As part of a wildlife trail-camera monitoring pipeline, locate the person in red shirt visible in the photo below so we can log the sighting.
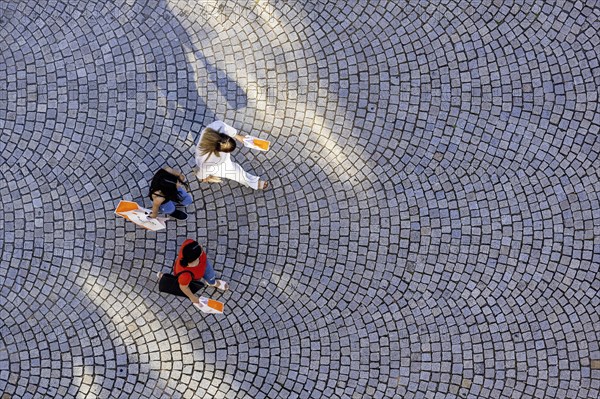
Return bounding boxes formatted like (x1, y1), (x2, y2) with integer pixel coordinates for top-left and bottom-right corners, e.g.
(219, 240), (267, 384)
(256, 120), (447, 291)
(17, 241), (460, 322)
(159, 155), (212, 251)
(160, 239), (229, 304)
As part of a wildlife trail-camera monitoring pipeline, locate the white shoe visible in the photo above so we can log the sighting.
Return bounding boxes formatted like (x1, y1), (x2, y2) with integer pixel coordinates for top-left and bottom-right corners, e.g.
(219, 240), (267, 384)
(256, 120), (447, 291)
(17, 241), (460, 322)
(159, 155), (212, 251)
(207, 279), (229, 291)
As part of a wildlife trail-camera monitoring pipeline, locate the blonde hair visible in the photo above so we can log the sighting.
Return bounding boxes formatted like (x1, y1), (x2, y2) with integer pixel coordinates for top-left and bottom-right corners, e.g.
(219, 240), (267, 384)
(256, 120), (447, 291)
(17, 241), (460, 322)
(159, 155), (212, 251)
(198, 128), (237, 159)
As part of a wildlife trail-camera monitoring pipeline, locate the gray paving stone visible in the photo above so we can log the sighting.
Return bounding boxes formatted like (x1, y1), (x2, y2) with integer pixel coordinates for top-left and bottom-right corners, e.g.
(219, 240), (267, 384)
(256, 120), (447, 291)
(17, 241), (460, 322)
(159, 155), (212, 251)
(1, 0), (600, 398)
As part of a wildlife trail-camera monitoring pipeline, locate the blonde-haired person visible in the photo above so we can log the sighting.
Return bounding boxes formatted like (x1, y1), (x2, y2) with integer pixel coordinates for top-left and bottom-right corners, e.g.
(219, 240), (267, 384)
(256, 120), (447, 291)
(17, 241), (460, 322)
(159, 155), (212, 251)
(195, 121), (268, 190)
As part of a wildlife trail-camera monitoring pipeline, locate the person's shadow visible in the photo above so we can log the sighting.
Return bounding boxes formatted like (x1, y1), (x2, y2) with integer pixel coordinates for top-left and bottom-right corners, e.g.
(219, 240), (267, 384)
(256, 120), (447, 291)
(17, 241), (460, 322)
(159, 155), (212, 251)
(102, 0), (248, 147)
(96, 0), (250, 201)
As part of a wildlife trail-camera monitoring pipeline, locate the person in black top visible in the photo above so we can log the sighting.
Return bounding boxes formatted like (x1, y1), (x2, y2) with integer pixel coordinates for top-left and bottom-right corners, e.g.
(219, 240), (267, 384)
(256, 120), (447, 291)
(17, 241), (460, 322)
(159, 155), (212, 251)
(149, 167), (192, 220)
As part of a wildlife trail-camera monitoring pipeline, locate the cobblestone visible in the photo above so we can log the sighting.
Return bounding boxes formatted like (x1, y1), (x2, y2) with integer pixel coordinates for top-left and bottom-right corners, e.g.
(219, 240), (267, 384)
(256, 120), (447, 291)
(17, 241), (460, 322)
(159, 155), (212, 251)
(1, 0), (600, 398)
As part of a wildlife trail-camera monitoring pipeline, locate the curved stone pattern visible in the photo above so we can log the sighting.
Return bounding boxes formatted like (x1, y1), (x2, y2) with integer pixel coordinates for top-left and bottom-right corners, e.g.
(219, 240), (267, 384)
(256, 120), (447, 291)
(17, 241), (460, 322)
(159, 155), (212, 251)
(1, 0), (599, 398)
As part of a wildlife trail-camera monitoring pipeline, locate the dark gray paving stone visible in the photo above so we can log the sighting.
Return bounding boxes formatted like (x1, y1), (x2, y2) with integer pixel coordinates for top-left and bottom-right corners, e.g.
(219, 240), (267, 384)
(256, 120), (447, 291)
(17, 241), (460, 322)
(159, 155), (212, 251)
(1, 0), (600, 398)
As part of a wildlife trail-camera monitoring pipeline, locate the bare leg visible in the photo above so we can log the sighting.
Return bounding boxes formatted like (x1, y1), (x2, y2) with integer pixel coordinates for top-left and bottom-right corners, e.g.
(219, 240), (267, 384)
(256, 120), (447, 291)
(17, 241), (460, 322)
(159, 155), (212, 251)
(200, 175), (222, 183)
(258, 180), (269, 190)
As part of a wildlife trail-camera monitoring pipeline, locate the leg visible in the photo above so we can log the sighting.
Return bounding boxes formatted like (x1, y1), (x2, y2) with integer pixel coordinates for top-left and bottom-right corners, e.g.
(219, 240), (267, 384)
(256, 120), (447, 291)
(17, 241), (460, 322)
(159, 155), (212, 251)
(258, 180), (269, 190)
(202, 259), (217, 285)
(159, 201), (176, 215)
(195, 164), (221, 183)
(203, 175), (222, 183)
(176, 187), (193, 206)
(203, 259), (228, 290)
(223, 161), (260, 190)
(195, 166), (222, 183)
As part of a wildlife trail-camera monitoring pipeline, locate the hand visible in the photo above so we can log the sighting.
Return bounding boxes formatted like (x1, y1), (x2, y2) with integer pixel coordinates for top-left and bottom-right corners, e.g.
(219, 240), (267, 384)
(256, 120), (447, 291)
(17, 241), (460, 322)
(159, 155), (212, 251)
(191, 296), (200, 305)
(149, 212), (158, 219)
(235, 134), (245, 143)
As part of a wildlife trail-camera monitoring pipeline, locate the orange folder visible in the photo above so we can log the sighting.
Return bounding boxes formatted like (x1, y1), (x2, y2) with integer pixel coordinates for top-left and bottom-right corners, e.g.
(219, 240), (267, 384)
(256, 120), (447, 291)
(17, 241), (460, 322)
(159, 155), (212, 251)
(243, 135), (271, 151)
(115, 200), (167, 231)
(194, 297), (225, 314)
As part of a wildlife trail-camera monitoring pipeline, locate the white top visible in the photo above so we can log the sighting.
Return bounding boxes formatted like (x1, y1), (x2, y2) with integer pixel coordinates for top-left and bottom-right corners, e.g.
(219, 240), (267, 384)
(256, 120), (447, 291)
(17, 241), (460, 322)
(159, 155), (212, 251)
(194, 120), (260, 189)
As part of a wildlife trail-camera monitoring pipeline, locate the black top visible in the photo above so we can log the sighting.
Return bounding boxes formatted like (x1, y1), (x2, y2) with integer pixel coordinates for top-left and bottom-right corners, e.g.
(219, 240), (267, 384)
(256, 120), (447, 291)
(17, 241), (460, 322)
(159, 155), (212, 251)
(148, 169), (181, 202)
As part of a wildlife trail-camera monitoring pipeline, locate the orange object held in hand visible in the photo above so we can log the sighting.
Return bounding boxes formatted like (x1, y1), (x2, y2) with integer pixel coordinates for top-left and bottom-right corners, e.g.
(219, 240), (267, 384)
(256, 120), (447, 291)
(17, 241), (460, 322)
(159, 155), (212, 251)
(207, 299), (224, 313)
(115, 200), (167, 231)
(243, 135), (271, 152)
(253, 138), (270, 151)
(115, 200), (140, 215)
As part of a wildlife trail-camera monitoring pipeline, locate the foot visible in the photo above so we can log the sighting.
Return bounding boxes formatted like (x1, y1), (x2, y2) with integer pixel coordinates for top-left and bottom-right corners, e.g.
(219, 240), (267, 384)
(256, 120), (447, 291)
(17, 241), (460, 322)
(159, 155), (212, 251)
(168, 210), (188, 220)
(258, 180), (269, 190)
(207, 279), (229, 291)
(202, 175), (222, 183)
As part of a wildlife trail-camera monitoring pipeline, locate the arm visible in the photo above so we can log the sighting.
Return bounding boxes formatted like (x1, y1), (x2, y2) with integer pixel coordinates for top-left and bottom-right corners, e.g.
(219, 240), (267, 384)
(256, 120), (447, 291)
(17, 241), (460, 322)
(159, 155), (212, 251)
(163, 166), (185, 182)
(180, 284), (199, 304)
(207, 120), (238, 139)
(234, 134), (245, 143)
(149, 195), (163, 218)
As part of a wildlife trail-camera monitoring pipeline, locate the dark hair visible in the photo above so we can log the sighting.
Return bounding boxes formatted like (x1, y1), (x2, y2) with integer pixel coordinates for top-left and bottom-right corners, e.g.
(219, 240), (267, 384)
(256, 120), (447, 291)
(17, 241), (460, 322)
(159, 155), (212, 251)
(218, 134), (237, 153)
(180, 241), (203, 266)
(148, 169), (186, 202)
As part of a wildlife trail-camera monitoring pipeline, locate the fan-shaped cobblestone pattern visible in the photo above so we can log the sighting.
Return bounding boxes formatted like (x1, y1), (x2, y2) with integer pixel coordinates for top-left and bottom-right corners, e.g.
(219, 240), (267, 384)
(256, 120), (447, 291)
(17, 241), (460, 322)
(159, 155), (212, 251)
(1, 0), (599, 398)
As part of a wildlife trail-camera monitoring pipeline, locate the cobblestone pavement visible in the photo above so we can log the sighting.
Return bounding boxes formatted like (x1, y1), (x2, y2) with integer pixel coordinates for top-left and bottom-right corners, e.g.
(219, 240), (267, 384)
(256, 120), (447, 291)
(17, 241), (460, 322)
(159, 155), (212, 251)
(1, 0), (600, 398)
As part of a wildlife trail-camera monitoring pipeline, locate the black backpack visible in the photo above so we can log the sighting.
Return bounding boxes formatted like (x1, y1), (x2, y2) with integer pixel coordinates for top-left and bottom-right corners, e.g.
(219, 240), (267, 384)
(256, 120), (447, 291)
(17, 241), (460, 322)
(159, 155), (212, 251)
(158, 270), (205, 297)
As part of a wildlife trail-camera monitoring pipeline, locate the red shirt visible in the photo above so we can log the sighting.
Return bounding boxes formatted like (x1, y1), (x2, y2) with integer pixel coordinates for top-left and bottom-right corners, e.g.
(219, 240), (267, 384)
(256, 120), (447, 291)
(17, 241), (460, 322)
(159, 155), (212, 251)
(174, 239), (207, 285)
